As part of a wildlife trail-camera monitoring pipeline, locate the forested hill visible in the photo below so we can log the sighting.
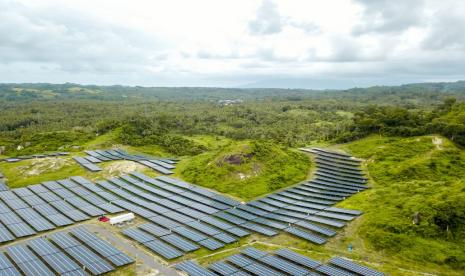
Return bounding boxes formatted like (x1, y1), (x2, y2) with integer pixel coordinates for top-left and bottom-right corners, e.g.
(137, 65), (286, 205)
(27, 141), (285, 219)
(2, 81), (465, 159)
(1, 81), (465, 103)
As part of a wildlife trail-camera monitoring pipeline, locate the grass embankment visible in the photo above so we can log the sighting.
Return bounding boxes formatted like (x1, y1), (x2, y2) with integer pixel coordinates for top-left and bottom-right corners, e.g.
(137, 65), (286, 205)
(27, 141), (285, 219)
(332, 135), (465, 275)
(176, 140), (311, 201)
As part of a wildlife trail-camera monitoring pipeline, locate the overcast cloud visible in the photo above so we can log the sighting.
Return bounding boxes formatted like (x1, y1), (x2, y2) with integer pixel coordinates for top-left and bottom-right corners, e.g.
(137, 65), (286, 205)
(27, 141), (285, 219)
(0, 0), (464, 89)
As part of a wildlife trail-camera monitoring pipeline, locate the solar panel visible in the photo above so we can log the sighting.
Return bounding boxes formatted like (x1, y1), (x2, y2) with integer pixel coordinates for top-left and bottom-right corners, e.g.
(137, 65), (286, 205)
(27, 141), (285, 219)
(139, 160), (173, 174)
(241, 247), (268, 259)
(122, 228), (155, 243)
(274, 248), (322, 269)
(315, 264), (356, 276)
(71, 228), (134, 267)
(315, 211), (356, 221)
(284, 227), (326, 244)
(28, 238), (61, 256)
(294, 220), (336, 237)
(50, 232), (81, 249)
(150, 160), (176, 169)
(329, 257), (385, 276)
(212, 232), (236, 244)
(175, 260), (217, 276)
(70, 227), (98, 242)
(198, 238), (224, 250)
(227, 254), (254, 267)
(272, 209), (308, 219)
(247, 201), (279, 212)
(28, 184), (49, 194)
(7, 222), (36, 237)
(263, 213), (298, 223)
(0, 225), (15, 242)
(144, 239), (183, 259)
(225, 227), (250, 237)
(148, 215), (181, 229)
(242, 261), (285, 276)
(305, 215), (346, 228)
(6, 244), (37, 263)
(163, 211), (196, 224)
(0, 253), (21, 276)
(186, 221), (221, 236)
(46, 213), (74, 226)
(3, 199), (29, 210)
(138, 223), (171, 237)
(65, 245), (114, 275)
(208, 261), (239, 275)
(199, 216), (234, 230)
(171, 226), (207, 242)
(0, 212), (22, 224)
(37, 191), (61, 202)
(252, 217), (289, 230)
(240, 223), (277, 236)
(260, 255), (310, 276)
(237, 204), (269, 216)
(20, 195), (46, 206)
(280, 204), (319, 214)
(160, 234), (200, 252)
(106, 253), (134, 267)
(16, 259), (55, 276)
(42, 252), (86, 275)
(214, 212), (247, 225)
(225, 208), (258, 220)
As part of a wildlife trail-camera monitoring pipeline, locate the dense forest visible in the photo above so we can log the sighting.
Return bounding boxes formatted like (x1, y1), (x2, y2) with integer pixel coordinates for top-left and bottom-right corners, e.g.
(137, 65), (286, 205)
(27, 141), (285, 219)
(1, 82), (465, 156)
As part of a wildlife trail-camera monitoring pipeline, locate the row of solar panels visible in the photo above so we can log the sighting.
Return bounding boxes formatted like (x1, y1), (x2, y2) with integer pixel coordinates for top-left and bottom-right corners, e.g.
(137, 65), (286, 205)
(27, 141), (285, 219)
(1, 226), (133, 276)
(0, 177), (126, 243)
(73, 149), (177, 174)
(112, 173), (358, 259)
(191, 149), (370, 245)
(0, 152), (69, 163)
(175, 246), (384, 276)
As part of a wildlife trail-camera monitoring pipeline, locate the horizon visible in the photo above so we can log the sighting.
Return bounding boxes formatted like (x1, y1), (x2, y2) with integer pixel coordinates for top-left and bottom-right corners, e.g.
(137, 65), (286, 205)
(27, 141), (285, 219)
(2, 0), (465, 89)
(1, 79), (465, 91)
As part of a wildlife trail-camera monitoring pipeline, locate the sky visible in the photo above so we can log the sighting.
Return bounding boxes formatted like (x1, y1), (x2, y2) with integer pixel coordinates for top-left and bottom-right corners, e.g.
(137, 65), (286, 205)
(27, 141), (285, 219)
(1, 0), (465, 89)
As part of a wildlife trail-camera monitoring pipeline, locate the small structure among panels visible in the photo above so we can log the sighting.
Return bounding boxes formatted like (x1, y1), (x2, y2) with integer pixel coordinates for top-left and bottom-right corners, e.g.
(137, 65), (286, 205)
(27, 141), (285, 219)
(174, 246), (385, 276)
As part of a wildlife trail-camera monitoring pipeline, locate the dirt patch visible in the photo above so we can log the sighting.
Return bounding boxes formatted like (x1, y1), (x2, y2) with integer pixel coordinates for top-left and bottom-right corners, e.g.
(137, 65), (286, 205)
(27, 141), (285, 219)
(19, 157), (72, 176)
(432, 136), (443, 150)
(103, 161), (146, 176)
(218, 153), (254, 166)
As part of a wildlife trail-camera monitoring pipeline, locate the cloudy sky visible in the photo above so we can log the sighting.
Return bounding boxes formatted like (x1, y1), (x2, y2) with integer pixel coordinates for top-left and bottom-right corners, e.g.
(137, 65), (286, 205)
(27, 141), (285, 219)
(1, 0), (465, 89)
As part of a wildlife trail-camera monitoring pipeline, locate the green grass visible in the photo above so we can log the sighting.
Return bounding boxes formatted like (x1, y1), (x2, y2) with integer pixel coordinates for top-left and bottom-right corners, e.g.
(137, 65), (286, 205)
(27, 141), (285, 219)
(176, 140), (311, 201)
(331, 135), (465, 274)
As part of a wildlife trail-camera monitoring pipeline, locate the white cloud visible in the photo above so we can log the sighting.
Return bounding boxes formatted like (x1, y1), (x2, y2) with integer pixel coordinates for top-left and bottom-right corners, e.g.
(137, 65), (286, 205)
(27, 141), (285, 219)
(0, 0), (464, 88)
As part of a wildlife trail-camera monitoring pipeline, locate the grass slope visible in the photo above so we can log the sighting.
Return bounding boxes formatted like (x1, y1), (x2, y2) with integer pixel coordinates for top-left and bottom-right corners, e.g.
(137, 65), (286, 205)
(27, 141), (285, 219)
(176, 140), (311, 201)
(335, 135), (465, 273)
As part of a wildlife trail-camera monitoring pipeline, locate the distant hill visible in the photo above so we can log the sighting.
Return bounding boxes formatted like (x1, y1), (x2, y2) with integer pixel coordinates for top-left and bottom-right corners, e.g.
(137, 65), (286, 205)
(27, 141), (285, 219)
(1, 81), (465, 103)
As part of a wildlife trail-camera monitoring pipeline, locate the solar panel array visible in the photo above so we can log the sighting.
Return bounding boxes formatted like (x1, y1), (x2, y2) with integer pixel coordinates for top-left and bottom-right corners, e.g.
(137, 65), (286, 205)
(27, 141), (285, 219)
(174, 246), (385, 276)
(74, 149), (177, 174)
(185, 148), (367, 245)
(0, 152), (69, 163)
(0, 176), (129, 244)
(1, 227), (133, 276)
(114, 150), (366, 258)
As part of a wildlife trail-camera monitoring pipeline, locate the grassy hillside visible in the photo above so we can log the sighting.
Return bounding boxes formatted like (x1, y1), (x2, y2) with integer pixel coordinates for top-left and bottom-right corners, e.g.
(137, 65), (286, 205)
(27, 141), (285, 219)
(176, 140), (311, 201)
(335, 135), (465, 272)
